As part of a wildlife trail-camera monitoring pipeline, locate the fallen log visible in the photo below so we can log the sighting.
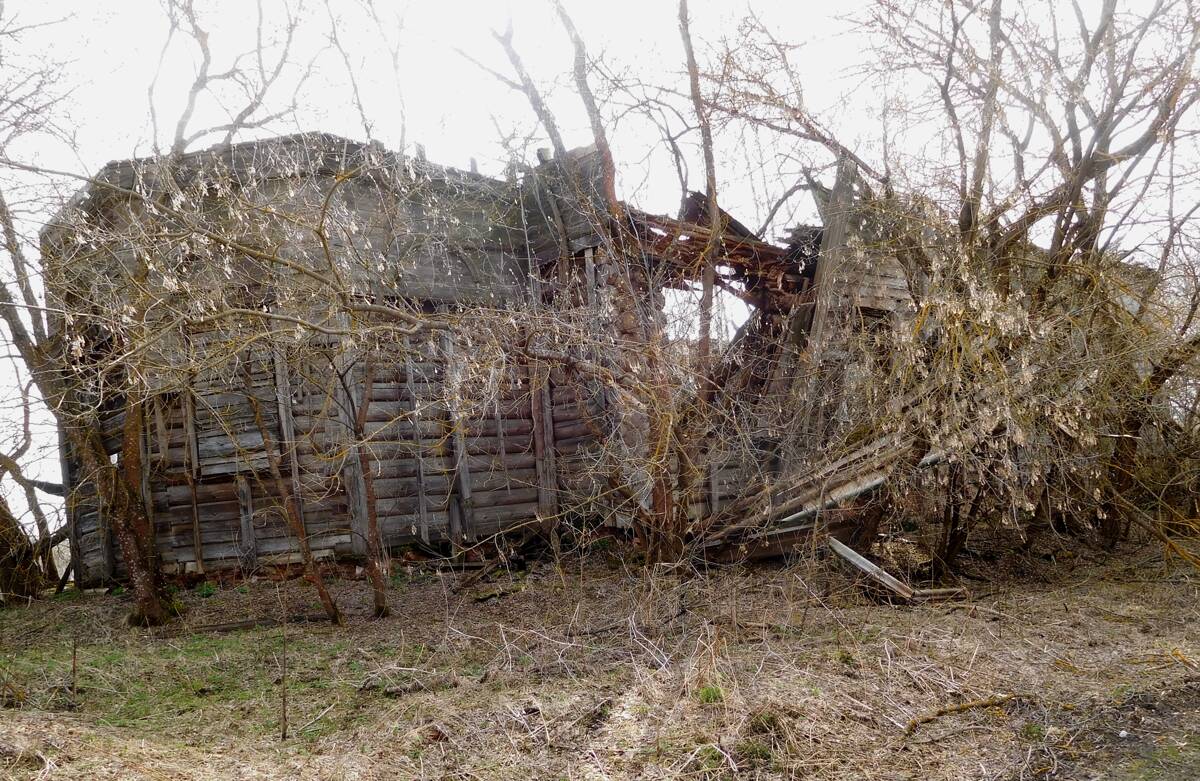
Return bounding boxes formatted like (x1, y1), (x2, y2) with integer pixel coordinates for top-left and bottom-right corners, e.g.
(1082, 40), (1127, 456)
(910, 586), (969, 601)
(827, 537), (969, 602)
(454, 527), (539, 592)
(193, 613), (330, 634)
(828, 536), (914, 600)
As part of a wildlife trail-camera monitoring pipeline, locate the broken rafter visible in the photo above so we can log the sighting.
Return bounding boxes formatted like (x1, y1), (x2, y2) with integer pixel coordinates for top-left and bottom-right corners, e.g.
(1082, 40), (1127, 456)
(625, 208), (791, 274)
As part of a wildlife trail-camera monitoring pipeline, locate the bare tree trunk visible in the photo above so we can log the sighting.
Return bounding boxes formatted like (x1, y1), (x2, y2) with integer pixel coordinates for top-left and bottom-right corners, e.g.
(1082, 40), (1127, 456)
(648, 376), (678, 563)
(677, 0), (722, 552)
(553, 1), (619, 218)
(1101, 334), (1200, 545)
(358, 442), (389, 617)
(70, 417), (167, 625)
(931, 465), (982, 578)
(0, 452), (59, 581)
(0, 180), (166, 621)
(0, 316), (166, 621)
(247, 390), (342, 625)
(353, 358), (389, 618)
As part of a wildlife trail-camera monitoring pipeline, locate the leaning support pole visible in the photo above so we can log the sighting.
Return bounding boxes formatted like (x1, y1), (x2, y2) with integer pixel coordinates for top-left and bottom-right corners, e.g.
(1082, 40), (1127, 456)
(828, 536), (914, 600)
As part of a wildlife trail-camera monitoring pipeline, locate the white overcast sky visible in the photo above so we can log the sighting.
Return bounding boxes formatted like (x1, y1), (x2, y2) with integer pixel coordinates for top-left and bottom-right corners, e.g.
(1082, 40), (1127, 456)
(16, 0), (871, 222)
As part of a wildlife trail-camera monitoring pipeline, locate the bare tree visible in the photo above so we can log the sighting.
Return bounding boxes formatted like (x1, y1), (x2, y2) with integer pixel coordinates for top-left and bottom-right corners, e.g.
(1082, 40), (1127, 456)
(702, 0), (1200, 563)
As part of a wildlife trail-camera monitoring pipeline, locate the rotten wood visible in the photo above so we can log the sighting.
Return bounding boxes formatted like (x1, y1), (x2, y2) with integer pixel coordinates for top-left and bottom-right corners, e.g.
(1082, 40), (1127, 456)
(235, 474), (256, 570)
(904, 694), (1016, 736)
(808, 154), (858, 351)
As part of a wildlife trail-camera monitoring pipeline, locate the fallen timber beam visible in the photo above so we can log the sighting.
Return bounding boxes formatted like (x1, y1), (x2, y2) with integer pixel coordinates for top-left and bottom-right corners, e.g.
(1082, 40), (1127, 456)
(829, 536), (969, 602)
(774, 447), (948, 529)
(193, 612), (330, 634)
(622, 208), (801, 286)
(828, 536), (913, 600)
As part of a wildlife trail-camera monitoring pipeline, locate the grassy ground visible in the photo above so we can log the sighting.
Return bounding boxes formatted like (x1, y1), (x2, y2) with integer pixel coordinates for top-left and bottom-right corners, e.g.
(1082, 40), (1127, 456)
(1, 539), (1197, 780)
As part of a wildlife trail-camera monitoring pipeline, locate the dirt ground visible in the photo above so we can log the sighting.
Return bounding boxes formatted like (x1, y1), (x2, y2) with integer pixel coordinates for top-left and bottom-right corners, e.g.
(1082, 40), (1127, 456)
(1, 539), (1198, 780)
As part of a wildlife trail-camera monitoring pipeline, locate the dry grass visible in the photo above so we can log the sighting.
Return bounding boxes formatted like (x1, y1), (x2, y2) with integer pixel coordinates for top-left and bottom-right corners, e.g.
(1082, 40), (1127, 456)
(1, 539), (1198, 780)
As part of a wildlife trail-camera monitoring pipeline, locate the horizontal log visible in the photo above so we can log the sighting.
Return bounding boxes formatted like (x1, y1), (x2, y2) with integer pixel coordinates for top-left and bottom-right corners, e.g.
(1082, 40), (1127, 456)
(196, 431), (267, 459)
(554, 435), (597, 456)
(466, 452), (536, 472)
(376, 495), (442, 518)
(463, 417), (533, 437)
(163, 481), (240, 507)
(552, 401), (602, 421)
(469, 467), (539, 492)
(290, 417), (446, 442)
(471, 486), (539, 509)
(163, 500), (239, 525)
(193, 389), (274, 410)
(379, 510), (451, 538)
(357, 454), (453, 477)
(372, 474), (452, 500)
(470, 501), (539, 528)
(550, 387), (579, 405)
(199, 456), (272, 477)
(294, 384), (445, 411)
(365, 419), (449, 440)
(463, 434), (532, 456)
(294, 503), (351, 528)
(552, 420), (595, 441)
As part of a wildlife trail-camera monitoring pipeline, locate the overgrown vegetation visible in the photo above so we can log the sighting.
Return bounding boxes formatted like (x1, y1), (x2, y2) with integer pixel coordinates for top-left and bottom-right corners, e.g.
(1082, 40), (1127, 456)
(1, 548), (1197, 779)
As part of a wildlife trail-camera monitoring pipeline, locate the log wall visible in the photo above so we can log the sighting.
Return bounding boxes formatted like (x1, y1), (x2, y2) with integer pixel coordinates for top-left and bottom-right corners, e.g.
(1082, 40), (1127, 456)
(69, 333), (572, 584)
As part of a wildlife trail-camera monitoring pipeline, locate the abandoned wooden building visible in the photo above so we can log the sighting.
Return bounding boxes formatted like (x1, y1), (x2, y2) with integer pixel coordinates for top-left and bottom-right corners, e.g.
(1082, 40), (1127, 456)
(43, 133), (917, 586)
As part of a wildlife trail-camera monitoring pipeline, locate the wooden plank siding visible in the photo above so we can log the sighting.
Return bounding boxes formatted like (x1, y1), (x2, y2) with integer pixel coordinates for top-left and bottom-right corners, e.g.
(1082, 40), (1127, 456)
(69, 334), (561, 582)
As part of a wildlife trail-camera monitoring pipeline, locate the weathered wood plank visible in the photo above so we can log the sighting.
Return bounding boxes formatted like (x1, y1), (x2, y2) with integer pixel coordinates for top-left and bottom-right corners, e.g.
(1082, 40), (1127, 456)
(528, 359), (558, 524)
(139, 403), (158, 562)
(183, 387), (205, 574)
(404, 337), (431, 543)
(97, 495), (115, 582)
(552, 420), (593, 441)
(55, 424), (84, 587)
(272, 346), (309, 551)
(441, 334), (473, 543)
(828, 536), (914, 599)
(331, 353), (370, 558)
(808, 154), (857, 349)
(236, 474), (256, 570)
